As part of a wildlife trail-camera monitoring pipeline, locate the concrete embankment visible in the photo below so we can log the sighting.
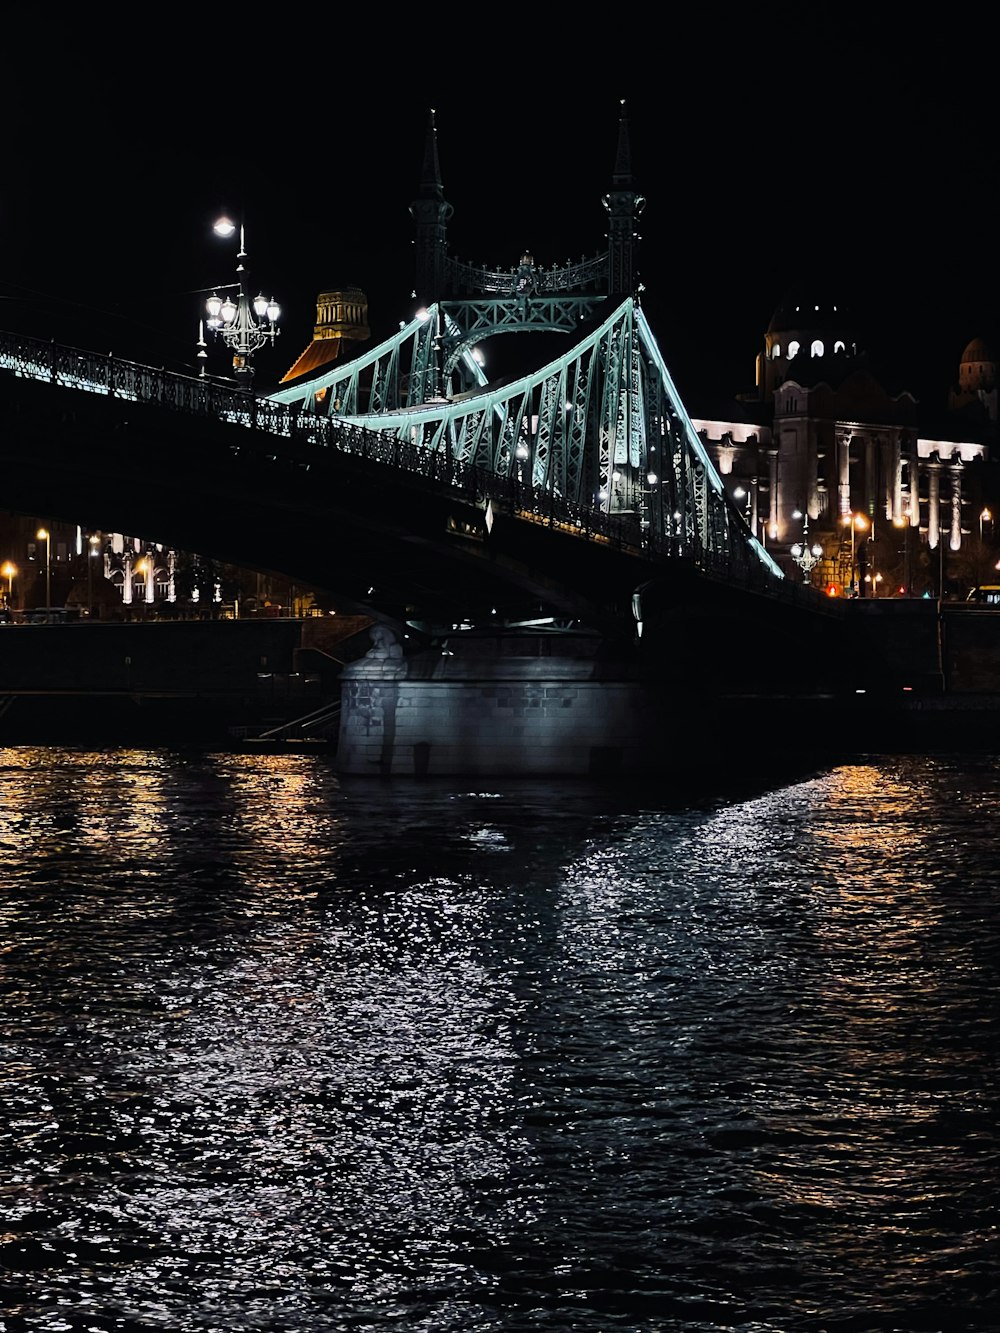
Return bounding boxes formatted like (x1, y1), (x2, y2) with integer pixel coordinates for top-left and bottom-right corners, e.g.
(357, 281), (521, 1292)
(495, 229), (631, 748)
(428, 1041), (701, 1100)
(333, 602), (1000, 777)
(5, 602), (1000, 767)
(0, 616), (367, 746)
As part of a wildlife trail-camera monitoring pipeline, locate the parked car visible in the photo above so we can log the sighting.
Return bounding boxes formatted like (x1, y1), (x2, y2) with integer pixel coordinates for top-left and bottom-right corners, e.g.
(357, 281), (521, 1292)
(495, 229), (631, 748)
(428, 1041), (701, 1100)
(965, 585), (1000, 605)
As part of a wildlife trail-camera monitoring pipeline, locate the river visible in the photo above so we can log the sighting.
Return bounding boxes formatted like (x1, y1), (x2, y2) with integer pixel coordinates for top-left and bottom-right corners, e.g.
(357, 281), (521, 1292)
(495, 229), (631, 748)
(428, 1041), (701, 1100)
(1, 747), (997, 1332)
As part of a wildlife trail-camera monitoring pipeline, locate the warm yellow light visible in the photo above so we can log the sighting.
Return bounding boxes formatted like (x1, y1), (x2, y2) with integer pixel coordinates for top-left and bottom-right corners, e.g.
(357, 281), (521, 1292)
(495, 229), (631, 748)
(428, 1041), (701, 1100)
(982, 508), (992, 521)
(1, 561), (15, 579)
(36, 527), (49, 541)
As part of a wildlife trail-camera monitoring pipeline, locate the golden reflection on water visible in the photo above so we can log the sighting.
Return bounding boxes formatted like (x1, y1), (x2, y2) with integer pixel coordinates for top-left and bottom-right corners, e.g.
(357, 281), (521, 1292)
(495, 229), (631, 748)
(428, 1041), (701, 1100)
(0, 747), (343, 860)
(685, 763), (990, 1239)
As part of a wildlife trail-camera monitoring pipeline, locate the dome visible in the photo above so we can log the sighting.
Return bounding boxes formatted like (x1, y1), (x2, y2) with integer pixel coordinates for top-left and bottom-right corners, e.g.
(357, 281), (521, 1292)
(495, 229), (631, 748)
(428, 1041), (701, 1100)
(762, 287), (862, 389)
(961, 337), (994, 365)
(766, 289), (855, 337)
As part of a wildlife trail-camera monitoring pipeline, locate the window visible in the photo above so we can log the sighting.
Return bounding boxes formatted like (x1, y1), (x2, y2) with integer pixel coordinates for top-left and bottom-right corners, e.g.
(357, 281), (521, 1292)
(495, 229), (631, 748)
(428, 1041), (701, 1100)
(810, 340), (824, 357)
(788, 341), (800, 359)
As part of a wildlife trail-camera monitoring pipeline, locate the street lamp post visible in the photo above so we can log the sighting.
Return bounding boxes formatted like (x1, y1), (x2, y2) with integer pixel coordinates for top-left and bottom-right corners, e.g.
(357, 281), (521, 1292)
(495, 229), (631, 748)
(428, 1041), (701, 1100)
(790, 511), (824, 583)
(36, 528), (51, 610)
(198, 218), (280, 390)
(841, 512), (868, 595)
(939, 532), (946, 600)
(977, 508), (992, 600)
(864, 571), (885, 598)
(893, 517), (911, 595)
(87, 534), (101, 615)
(733, 484), (754, 526)
(1, 560), (16, 608)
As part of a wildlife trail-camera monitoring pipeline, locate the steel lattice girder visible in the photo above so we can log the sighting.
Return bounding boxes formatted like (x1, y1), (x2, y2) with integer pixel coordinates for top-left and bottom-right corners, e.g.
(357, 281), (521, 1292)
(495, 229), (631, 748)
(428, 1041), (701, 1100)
(271, 297), (780, 583)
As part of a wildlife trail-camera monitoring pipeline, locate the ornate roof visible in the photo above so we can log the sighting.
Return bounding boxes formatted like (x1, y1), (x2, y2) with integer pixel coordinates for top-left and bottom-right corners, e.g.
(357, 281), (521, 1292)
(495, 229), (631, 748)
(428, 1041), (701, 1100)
(766, 289), (856, 338)
(961, 337), (995, 365)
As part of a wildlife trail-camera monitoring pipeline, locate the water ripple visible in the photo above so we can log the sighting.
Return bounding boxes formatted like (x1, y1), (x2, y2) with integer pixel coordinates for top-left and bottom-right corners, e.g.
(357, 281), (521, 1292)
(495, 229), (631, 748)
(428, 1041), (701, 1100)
(0, 751), (996, 1330)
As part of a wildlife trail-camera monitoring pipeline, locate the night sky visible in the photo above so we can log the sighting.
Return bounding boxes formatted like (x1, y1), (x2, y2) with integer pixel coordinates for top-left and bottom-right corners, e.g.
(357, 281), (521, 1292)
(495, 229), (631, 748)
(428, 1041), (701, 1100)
(5, 12), (996, 418)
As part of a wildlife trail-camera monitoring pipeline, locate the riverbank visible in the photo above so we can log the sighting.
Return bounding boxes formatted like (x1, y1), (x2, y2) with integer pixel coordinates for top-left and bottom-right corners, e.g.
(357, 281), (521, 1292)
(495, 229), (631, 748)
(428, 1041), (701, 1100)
(4, 603), (1000, 763)
(0, 616), (366, 747)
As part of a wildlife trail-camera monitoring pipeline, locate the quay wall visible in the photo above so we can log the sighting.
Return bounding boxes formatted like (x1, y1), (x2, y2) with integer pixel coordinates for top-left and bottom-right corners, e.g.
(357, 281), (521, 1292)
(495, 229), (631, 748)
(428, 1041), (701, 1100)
(335, 604), (1000, 777)
(338, 663), (674, 778)
(335, 633), (842, 778)
(0, 618), (328, 744)
(0, 619), (305, 693)
(5, 603), (1000, 764)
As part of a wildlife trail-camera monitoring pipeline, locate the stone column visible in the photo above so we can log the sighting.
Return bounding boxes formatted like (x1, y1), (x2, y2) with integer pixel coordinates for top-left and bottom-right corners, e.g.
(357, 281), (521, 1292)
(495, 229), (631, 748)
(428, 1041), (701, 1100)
(865, 432), (878, 518)
(837, 429), (852, 518)
(926, 457), (942, 550)
(950, 457), (964, 550)
(891, 434), (904, 523)
(767, 447), (779, 541)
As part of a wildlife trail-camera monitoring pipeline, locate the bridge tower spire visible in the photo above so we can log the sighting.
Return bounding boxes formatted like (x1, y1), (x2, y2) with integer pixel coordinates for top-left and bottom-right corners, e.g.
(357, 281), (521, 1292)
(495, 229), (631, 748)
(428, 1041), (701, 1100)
(603, 99), (646, 300)
(409, 107), (453, 307)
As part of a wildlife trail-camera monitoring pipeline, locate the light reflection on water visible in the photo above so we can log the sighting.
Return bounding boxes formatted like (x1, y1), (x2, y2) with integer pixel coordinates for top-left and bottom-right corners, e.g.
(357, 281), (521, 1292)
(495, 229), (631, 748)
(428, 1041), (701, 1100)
(0, 748), (997, 1332)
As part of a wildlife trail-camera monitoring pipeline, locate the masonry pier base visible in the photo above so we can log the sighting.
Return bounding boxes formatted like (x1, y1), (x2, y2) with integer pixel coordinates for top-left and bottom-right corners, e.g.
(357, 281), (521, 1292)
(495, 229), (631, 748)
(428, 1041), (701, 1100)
(335, 628), (844, 779)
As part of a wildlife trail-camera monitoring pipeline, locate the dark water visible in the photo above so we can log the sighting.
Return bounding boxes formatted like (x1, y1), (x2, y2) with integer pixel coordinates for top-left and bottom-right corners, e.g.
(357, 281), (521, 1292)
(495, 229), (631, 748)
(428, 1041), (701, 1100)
(1, 749), (998, 1333)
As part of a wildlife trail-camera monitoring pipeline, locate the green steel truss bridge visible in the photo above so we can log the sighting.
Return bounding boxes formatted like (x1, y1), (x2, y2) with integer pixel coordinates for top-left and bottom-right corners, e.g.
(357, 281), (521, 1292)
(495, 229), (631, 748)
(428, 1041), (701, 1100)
(260, 104), (787, 627)
(0, 103), (832, 662)
(267, 292), (782, 592)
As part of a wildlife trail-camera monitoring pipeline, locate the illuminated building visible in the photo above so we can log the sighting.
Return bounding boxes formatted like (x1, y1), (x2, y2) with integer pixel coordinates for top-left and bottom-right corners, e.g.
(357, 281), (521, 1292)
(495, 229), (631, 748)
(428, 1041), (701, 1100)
(692, 292), (998, 596)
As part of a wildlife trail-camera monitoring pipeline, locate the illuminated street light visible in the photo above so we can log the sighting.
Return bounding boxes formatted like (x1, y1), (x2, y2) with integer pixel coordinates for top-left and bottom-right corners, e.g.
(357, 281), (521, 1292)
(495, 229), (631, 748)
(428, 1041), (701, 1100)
(1, 560), (16, 608)
(87, 534), (101, 615)
(198, 217), (280, 389)
(134, 555), (155, 613)
(733, 484), (753, 524)
(864, 571), (885, 598)
(974, 508), (993, 600)
(36, 527), (51, 610)
(842, 512), (868, 596)
(893, 516), (912, 595)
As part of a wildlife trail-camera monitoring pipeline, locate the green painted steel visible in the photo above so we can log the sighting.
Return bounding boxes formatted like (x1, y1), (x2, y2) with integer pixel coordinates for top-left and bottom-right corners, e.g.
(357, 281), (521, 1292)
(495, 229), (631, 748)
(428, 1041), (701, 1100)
(264, 102), (783, 591)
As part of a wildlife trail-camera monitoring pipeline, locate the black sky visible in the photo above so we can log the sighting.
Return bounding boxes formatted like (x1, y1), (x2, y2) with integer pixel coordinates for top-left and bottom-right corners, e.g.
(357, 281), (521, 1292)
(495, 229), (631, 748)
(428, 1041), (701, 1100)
(4, 11), (996, 416)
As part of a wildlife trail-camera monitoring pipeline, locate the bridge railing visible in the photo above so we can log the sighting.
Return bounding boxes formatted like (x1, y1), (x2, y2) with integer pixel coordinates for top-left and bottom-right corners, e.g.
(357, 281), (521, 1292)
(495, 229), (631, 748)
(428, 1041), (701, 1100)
(0, 328), (793, 603)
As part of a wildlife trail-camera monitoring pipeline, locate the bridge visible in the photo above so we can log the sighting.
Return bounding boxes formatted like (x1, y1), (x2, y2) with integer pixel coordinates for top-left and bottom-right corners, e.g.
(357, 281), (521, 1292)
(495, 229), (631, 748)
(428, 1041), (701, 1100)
(0, 104), (922, 772)
(0, 284), (853, 692)
(0, 113), (837, 627)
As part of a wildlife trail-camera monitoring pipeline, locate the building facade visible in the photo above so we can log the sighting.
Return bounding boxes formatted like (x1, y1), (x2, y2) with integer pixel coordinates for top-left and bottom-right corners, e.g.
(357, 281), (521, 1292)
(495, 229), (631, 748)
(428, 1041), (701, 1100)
(692, 292), (998, 597)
